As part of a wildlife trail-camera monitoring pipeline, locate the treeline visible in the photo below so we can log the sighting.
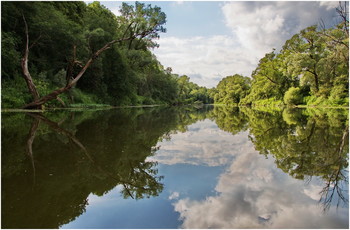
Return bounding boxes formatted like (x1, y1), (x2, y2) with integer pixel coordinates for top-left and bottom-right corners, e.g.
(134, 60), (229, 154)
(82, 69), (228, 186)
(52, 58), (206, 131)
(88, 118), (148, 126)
(2, 2), (348, 109)
(212, 3), (349, 107)
(1, 1), (212, 109)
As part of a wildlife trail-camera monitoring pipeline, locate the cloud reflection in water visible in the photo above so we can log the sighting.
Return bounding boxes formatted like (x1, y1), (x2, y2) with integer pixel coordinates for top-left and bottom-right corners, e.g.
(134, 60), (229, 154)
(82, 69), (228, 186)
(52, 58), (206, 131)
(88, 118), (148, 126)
(151, 119), (349, 229)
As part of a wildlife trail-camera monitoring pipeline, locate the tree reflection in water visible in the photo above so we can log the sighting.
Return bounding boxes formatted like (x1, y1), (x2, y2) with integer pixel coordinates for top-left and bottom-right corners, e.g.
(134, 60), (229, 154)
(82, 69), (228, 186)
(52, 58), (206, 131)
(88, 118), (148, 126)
(2, 107), (207, 228)
(212, 106), (349, 212)
(1, 106), (348, 228)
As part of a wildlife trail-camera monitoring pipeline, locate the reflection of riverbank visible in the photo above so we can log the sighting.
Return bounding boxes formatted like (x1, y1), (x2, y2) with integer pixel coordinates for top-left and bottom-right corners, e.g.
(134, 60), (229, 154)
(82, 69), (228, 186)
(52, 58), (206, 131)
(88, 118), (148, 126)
(171, 135), (348, 228)
(147, 119), (248, 166)
(2, 107), (198, 228)
(1, 106), (348, 228)
(146, 107), (349, 228)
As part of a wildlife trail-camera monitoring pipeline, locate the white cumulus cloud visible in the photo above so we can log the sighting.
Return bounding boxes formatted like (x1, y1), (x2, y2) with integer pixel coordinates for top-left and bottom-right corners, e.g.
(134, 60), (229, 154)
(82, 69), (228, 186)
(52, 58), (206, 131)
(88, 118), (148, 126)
(154, 35), (255, 88)
(153, 2), (338, 88)
(147, 119), (250, 166)
(172, 144), (348, 228)
(222, 1), (337, 57)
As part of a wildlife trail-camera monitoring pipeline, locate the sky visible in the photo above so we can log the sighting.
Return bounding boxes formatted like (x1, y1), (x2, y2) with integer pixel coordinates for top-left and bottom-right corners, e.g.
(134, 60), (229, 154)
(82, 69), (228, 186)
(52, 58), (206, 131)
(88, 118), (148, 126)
(97, 1), (340, 88)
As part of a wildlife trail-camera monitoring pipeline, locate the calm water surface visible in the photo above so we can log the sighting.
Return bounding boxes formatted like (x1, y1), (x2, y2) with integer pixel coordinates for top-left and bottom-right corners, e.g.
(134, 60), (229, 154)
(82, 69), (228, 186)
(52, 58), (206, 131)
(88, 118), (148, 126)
(2, 106), (349, 228)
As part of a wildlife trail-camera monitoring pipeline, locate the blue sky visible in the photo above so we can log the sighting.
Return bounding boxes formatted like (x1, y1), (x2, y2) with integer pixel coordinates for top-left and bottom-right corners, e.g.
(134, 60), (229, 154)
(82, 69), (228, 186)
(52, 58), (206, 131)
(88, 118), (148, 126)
(96, 1), (340, 88)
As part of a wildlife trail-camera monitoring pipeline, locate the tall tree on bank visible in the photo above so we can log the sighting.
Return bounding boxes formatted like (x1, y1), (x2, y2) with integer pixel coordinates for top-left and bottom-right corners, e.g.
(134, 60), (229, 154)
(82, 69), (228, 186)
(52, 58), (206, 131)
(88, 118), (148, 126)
(19, 1), (167, 109)
(214, 74), (250, 105)
(239, 2), (348, 106)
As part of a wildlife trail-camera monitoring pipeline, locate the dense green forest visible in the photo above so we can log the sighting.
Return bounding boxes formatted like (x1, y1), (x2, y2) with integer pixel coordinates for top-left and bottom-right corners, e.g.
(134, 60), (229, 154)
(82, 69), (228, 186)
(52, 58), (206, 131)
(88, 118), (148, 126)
(1, 1), (348, 109)
(213, 2), (349, 107)
(1, 1), (212, 109)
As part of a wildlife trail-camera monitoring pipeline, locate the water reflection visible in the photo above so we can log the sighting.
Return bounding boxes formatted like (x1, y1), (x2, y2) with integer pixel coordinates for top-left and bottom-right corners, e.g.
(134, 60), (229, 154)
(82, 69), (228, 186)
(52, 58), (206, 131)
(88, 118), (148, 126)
(242, 107), (349, 211)
(1, 106), (348, 228)
(171, 138), (348, 228)
(2, 107), (206, 228)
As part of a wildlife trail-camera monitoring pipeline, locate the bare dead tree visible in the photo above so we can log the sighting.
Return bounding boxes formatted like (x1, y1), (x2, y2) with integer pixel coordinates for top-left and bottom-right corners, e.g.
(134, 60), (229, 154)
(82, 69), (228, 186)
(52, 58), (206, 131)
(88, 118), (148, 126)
(336, 1), (349, 36)
(21, 15), (41, 108)
(25, 113), (137, 198)
(21, 15), (68, 109)
(22, 36), (136, 109)
(318, 2), (349, 49)
(20, 19), (139, 109)
(25, 117), (41, 188)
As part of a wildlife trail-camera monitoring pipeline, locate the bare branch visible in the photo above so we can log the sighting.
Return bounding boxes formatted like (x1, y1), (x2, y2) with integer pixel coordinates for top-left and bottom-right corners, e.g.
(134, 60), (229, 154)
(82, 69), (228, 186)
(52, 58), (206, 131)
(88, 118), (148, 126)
(25, 118), (41, 188)
(22, 36), (135, 109)
(21, 14), (41, 105)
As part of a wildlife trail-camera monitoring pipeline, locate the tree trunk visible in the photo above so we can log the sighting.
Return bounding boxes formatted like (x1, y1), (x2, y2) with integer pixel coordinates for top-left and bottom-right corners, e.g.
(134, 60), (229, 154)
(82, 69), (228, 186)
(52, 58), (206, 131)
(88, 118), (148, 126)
(26, 117), (40, 187)
(22, 37), (132, 109)
(20, 17), (140, 110)
(313, 65), (319, 92)
(21, 15), (42, 109)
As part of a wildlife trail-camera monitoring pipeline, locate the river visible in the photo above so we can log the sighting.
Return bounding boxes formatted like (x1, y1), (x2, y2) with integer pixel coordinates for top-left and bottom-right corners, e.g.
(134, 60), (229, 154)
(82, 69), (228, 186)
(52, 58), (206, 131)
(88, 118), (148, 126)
(1, 105), (349, 228)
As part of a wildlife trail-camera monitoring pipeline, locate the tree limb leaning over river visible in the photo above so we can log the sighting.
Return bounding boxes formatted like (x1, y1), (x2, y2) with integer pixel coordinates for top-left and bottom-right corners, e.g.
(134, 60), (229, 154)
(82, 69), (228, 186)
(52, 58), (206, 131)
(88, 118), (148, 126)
(20, 13), (152, 110)
(21, 35), (134, 109)
(25, 113), (163, 199)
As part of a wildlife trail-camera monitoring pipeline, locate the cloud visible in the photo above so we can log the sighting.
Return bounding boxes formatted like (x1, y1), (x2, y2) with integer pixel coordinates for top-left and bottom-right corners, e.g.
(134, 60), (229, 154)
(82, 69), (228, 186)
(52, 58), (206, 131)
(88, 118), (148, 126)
(148, 119), (250, 166)
(169, 192), (180, 200)
(153, 35), (255, 88)
(153, 2), (338, 88)
(172, 144), (349, 229)
(303, 184), (324, 201)
(222, 1), (338, 57)
(320, 1), (340, 10)
(99, 1), (122, 17)
(109, 7), (121, 17)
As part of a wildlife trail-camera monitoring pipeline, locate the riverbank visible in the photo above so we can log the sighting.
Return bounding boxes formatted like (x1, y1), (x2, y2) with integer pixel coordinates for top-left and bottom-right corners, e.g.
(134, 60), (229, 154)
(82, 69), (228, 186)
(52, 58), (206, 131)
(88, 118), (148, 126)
(2, 102), (349, 113)
(1, 104), (167, 113)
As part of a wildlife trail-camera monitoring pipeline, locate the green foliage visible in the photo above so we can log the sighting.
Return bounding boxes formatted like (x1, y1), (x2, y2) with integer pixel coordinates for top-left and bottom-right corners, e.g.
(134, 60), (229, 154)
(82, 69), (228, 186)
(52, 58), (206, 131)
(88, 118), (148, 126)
(227, 5), (348, 108)
(250, 98), (284, 108)
(284, 87), (303, 106)
(1, 1), (212, 109)
(214, 74), (250, 105)
(69, 103), (111, 108)
(118, 1), (166, 49)
(70, 88), (99, 104)
(1, 31), (21, 79)
(1, 77), (32, 108)
(175, 75), (213, 105)
(236, 107), (349, 185)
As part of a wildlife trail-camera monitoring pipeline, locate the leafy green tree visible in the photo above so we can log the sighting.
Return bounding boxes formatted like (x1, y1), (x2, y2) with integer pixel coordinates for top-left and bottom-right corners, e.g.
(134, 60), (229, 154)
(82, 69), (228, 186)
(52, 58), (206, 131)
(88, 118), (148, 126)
(118, 1), (166, 50)
(240, 3), (348, 107)
(240, 50), (296, 106)
(1, 1), (183, 109)
(214, 74), (250, 105)
(283, 26), (326, 95)
(173, 75), (212, 105)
